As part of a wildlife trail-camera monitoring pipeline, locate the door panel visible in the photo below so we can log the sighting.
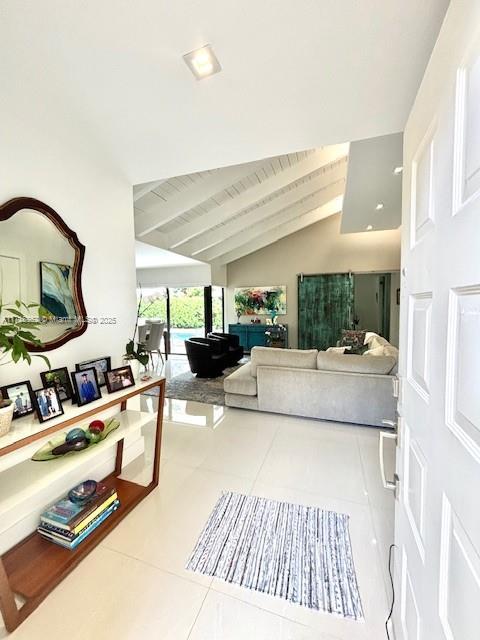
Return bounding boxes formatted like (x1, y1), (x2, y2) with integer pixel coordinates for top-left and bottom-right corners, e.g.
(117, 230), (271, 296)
(297, 273), (353, 350)
(394, 5), (480, 639)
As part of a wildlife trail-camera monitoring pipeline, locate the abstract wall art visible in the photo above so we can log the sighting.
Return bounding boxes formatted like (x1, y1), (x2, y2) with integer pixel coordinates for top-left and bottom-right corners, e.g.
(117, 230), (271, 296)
(234, 285), (287, 316)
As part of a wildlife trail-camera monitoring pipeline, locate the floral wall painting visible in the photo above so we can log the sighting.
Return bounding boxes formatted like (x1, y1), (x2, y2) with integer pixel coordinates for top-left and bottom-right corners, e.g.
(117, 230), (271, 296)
(40, 261), (75, 318)
(234, 286), (287, 316)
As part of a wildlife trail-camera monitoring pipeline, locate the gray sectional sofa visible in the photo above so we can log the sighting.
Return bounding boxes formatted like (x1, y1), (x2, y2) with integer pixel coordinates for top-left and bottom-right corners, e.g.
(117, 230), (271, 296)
(224, 346), (397, 427)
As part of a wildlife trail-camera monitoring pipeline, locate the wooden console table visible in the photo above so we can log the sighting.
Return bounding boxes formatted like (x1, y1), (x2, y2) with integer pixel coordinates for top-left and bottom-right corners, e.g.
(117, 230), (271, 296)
(0, 375), (165, 633)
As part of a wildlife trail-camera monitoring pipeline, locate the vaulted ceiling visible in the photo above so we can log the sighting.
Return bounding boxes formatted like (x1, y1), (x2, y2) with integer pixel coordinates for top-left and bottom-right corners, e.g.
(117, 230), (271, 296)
(134, 144), (348, 265)
(1, 1), (449, 185)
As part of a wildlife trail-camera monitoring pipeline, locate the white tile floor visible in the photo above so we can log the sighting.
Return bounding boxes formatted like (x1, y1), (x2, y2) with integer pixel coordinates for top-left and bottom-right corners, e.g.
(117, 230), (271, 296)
(5, 357), (396, 640)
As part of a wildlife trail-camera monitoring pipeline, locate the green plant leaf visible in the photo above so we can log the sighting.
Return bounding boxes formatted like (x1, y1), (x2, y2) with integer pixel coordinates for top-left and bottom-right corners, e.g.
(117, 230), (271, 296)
(34, 354), (51, 369)
(5, 308), (25, 318)
(137, 353), (149, 366)
(17, 330), (37, 342)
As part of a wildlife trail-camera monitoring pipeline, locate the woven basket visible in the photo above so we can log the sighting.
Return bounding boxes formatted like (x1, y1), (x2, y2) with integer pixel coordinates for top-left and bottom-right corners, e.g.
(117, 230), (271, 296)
(0, 403), (14, 437)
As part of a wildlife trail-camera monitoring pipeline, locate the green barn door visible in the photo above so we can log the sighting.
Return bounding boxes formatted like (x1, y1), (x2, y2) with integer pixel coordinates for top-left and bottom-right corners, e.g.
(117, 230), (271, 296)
(298, 273), (354, 350)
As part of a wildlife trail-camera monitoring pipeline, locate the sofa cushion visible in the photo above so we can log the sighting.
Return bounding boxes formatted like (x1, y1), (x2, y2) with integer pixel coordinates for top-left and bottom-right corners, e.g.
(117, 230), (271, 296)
(316, 351), (396, 374)
(224, 362), (257, 396)
(250, 346), (318, 377)
(364, 332), (390, 348)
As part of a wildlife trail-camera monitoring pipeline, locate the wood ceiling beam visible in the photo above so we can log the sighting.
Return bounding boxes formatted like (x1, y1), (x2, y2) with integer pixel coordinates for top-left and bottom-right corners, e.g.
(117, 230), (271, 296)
(180, 158), (347, 257)
(133, 179), (168, 202)
(212, 196), (343, 265)
(197, 180), (344, 262)
(134, 159), (268, 237)
(166, 145), (349, 249)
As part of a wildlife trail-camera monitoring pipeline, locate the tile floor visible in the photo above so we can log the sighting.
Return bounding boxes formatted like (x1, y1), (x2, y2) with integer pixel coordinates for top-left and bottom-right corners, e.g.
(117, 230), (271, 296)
(5, 357), (396, 640)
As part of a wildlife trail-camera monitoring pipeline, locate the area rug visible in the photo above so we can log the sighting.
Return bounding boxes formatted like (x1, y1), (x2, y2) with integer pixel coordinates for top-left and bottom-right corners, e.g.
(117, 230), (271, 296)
(143, 361), (246, 405)
(186, 491), (364, 620)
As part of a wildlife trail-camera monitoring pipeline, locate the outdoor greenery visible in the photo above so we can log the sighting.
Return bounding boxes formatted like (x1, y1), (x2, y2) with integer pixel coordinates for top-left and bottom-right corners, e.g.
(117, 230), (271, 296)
(139, 288), (222, 329)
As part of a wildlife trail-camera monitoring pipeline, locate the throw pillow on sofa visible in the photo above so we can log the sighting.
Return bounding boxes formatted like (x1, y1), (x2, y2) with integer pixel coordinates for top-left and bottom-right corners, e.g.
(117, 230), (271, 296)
(340, 329), (366, 349)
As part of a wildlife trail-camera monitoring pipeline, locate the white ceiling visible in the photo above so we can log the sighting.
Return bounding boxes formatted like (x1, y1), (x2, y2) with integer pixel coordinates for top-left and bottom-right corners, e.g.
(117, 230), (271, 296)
(1, 1), (449, 185)
(134, 145), (349, 265)
(341, 133), (404, 233)
(135, 241), (204, 268)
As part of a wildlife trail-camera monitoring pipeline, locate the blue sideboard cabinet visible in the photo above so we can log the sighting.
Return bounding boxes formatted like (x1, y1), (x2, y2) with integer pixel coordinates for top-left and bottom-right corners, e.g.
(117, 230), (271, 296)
(228, 324), (288, 352)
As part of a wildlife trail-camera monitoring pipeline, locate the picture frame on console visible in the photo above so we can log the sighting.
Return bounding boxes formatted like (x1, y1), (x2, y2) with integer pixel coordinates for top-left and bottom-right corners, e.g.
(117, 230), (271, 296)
(71, 368), (102, 406)
(105, 365), (135, 393)
(75, 356), (111, 387)
(1, 381), (35, 420)
(41, 367), (74, 402)
(32, 387), (64, 423)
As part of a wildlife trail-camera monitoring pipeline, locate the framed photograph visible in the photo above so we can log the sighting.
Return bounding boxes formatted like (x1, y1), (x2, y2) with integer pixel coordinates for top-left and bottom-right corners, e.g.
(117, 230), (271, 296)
(71, 368), (102, 406)
(1, 381), (35, 420)
(105, 365), (135, 393)
(32, 387), (64, 423)
(40, 367), (74, 402)
(75, 356), (111, 387)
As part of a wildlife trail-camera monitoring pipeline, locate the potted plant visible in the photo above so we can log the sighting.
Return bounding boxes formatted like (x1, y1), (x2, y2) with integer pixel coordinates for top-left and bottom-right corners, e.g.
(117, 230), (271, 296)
(124, 289), (150, 378)
(0, 300), (50, 436)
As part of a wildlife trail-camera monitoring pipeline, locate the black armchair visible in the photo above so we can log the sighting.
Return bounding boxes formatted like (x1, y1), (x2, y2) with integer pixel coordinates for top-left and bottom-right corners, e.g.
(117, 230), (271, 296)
(185, 337), (229, 378)
(207, 332), (244, 366)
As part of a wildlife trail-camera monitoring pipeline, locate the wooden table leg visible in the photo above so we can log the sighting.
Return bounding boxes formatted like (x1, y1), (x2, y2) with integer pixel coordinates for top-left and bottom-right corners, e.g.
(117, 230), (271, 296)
(0, 558), (19, 632)
(152, 381), (165, 486)
(114, 439), (124, 476)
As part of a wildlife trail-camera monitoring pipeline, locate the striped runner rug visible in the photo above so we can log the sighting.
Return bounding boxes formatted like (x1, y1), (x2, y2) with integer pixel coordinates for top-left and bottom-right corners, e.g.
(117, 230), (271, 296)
(186, 491), (364, 620)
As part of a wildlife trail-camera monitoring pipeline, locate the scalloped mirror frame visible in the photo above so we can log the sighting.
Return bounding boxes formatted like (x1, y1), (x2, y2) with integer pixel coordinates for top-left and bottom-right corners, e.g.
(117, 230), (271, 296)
(0, 197), (87, 352)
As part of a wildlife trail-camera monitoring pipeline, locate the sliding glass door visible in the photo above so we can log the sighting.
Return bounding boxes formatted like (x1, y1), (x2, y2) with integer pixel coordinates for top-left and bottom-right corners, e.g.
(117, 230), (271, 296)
(138, 285), (224, 356)
(212, 286), (225, 332)
(169, 287), (205, 354)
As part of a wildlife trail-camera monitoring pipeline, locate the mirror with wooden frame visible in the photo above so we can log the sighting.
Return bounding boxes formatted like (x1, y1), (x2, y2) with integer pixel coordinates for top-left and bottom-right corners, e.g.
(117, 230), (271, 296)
(0, 197), (87, 351)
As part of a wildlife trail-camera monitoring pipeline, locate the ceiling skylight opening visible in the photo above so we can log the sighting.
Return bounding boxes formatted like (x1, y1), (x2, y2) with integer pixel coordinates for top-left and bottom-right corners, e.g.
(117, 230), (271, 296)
(183, 44), (222, 80)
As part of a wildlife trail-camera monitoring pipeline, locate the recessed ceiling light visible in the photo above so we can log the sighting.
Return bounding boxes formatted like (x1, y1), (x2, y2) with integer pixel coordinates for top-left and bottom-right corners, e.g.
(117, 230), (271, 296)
(393, 166), (403, 175)
(366, 224), (373, 231)
(375, 203), (384, 211)
(183, 44), (221, 80)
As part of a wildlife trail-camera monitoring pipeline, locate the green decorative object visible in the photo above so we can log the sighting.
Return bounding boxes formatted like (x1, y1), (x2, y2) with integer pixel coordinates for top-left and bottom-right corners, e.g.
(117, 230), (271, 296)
(298, 274), (354, 351)
(31, 417), (120, 461)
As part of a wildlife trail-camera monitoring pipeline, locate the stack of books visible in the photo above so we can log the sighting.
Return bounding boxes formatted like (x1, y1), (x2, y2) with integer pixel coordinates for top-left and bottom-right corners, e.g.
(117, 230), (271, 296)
(38, 482), (119, 550)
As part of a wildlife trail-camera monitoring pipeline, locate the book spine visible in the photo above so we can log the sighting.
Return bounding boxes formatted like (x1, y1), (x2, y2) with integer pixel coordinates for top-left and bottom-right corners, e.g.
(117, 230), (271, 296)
(70, 502), (119, 549)
(71, 493), (118, 534)
(40, 487), (115, 528)
(39, 495), (118, 541)
(39, 501), (119, 549)
(41, 491), (117, 533)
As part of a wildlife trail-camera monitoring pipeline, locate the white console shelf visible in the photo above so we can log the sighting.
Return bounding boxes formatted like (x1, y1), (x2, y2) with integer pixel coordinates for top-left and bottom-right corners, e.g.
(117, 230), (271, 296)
(0, 374), (166, 634)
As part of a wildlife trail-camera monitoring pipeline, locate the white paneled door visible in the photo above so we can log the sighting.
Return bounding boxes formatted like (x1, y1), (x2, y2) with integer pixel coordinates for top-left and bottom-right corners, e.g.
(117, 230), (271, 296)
(394, 4), (480, 640)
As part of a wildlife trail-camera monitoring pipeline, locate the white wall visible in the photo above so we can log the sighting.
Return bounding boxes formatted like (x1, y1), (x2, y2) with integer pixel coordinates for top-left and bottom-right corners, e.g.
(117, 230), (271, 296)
(226, 213), (401, 347)
(0, 95), (137, 390)
(354, 274), (380, 333)
(136, 264), (212, 289)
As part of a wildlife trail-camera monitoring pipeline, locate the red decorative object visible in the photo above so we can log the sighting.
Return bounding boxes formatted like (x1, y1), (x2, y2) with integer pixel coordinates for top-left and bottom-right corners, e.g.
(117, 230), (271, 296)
(88, 419), (105, 434)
